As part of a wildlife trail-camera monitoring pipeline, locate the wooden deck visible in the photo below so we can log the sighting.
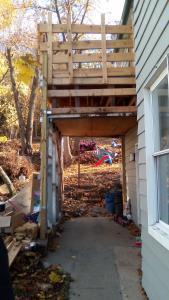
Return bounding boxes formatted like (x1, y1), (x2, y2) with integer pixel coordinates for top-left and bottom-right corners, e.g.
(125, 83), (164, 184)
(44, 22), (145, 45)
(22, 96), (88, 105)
(38, 13), (137, 137)
(38, 13), (136, 110)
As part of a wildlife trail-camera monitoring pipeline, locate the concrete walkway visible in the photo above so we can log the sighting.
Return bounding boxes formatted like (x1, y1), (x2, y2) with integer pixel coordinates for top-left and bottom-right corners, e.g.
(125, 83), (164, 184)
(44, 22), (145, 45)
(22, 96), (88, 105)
(47, 217), (146, 300)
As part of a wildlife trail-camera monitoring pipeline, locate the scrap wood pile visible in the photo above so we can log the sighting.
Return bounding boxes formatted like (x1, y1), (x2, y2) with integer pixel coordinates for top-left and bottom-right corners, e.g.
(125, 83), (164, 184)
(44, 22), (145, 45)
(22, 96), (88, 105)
(6, 220), (71, 300)
(2, 221), (39, 267)
(9, 223), (72, 300)
(11, 250), (72, 300)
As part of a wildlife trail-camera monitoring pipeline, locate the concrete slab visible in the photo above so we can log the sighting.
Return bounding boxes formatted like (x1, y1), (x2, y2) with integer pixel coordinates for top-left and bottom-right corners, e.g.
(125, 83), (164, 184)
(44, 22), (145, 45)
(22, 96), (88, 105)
(114, 246), (146, 300)
(46, 217), (145, 300)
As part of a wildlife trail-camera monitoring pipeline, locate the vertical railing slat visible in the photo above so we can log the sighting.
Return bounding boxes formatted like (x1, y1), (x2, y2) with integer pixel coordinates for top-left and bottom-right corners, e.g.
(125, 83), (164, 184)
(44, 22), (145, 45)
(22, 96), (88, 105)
(67, 14), (73, 83)
(48, 12), (53, 84)
(101, 14), (107, 84)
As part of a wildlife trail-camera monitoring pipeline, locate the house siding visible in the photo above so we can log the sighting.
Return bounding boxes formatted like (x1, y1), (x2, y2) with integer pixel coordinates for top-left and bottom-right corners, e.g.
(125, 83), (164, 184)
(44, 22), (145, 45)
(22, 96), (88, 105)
(133, 0), (169, 299)
(125, 127), (138, 224)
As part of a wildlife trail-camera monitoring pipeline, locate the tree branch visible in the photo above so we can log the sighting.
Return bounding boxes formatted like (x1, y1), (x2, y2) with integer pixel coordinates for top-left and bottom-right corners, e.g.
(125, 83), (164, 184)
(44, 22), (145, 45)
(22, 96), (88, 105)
(73, 0), (90, 41)
(26, 67), (39, 153)
(80, 0), (90, 24)
(54, 0), (66, 42)
(0, 68), (9, 84)
(6, 48), (27, 153)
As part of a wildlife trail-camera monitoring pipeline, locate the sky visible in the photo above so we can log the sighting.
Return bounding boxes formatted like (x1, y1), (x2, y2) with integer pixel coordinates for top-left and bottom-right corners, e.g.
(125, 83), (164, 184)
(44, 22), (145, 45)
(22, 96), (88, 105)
(89, 0), (125, 24)
(37, 0), (125, 25)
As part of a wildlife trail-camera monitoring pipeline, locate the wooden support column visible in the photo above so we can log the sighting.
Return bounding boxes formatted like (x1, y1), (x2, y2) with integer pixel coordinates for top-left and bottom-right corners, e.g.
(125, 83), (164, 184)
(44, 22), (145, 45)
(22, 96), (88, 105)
(59, 135), (64, 208)
(40, 52), (48, 240)
(67, 14), (73, 83)
(47, 12), (53, 84)
(78, 139), (80, 188)
(122, 136), (127, 207)
(56, 132), (63, 214)
(101, 14), (107, 83)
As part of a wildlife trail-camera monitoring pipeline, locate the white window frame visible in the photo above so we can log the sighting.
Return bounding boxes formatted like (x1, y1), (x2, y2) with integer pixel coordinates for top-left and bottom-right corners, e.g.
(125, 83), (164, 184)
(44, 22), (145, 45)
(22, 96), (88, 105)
(144, 57), (169, 250)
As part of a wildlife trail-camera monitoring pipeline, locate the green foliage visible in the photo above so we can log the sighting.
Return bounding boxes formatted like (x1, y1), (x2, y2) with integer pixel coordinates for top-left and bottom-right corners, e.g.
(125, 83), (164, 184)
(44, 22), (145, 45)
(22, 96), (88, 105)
(14, 54), (37, 85)
(0, 50), (38, 134)
(0, 136), (8, 143)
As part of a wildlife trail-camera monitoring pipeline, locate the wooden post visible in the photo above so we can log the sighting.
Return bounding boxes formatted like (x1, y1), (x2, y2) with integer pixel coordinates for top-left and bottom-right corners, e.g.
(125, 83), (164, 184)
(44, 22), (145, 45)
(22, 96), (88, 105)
(60, 135), (64, 208)
(67, 13), (73, 83)
(56, 131), (62, 214)
(40, 52), (48, 240)
(101, 14), (107, 83)
(78, 139), (80, 188)
(122, 136), (127, 207)
(47, 12), (53, 84)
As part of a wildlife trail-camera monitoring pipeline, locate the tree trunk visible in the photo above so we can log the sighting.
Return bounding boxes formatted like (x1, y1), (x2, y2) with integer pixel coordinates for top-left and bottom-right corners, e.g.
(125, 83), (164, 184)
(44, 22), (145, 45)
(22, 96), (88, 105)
(6, 48), (27, 154)
(26, 67), (39, 154)
(71, 137), (80, 156)
(0, 166), (16, 196)
(63, 137), (72, 166)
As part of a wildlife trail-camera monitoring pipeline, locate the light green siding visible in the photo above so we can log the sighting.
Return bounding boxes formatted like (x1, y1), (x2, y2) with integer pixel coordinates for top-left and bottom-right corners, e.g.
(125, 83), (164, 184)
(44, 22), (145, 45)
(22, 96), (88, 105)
(134, 0), (169, 299)
(125, 127), (138, 224)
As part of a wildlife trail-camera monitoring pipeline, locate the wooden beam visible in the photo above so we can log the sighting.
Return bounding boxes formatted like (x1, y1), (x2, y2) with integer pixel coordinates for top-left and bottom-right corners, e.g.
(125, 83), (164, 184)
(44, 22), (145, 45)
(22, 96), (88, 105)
(129, 96), (136, 106)
(48, 88), (136, 98)
(38, 23), (133, 34)
(51, 106), (137, 114)
(8, 242), (22, 267)
(106, 96), (115, 107)
(47, 13), (53, 84)
(40, 39), (134, 51)
(40, 52), (48, 240)
(51, 76), (136, 85)
(52, 52), (135, 64)
(53, 66), (135, 78)
(101, 14), (107, 83)
(53, 117), (137, 137)
(67, 14), (73, 83)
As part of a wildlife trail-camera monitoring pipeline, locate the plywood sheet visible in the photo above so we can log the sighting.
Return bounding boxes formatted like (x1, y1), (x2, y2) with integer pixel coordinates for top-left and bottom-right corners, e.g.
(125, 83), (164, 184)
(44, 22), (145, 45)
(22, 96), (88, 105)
(53, 116), (137, 137)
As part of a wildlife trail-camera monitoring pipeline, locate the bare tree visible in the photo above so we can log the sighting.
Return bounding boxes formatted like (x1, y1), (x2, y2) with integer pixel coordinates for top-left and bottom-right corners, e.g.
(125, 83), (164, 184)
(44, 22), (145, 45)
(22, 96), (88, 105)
(6, 48), (38, 155)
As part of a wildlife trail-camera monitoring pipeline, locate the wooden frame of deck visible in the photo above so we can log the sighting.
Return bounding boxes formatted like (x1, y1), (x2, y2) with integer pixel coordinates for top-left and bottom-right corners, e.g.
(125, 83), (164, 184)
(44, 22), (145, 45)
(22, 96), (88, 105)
(38, 12), (136, 238)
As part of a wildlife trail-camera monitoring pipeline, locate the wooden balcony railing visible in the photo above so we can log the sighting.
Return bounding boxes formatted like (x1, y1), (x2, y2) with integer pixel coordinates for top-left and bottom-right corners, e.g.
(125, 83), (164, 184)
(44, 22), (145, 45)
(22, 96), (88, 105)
(38, 13), (135, 87)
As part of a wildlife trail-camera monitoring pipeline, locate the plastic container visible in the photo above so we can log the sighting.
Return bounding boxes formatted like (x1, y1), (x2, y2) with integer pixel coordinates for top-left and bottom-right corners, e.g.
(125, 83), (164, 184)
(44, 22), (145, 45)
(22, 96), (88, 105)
(105, 190), (123, 215)
(105, 192), (115, 213)
(114, 191), (123, 216)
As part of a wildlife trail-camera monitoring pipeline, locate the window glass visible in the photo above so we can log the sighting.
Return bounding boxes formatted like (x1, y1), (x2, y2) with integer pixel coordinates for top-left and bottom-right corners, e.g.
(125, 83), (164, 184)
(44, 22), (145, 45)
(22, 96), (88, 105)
(152, 75), (169, 151)
(158, 154), (169, 224)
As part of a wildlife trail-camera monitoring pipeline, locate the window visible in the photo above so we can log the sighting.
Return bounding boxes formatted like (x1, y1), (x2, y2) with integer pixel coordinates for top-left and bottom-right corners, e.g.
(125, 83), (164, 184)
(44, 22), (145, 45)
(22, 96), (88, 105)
(145, 56), (169, 249)
(152, 73), (169, 224)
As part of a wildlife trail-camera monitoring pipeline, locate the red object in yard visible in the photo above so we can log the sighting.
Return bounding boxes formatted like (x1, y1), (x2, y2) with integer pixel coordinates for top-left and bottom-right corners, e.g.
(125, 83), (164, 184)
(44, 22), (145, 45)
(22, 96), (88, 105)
(94, 155), (109, 167)
(135, 241), (142, 247)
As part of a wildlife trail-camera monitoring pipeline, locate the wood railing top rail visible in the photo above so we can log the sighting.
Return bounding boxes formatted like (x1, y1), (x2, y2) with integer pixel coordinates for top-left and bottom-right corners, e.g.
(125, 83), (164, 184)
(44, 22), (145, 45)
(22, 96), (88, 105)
(38, 24), (133, 34)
